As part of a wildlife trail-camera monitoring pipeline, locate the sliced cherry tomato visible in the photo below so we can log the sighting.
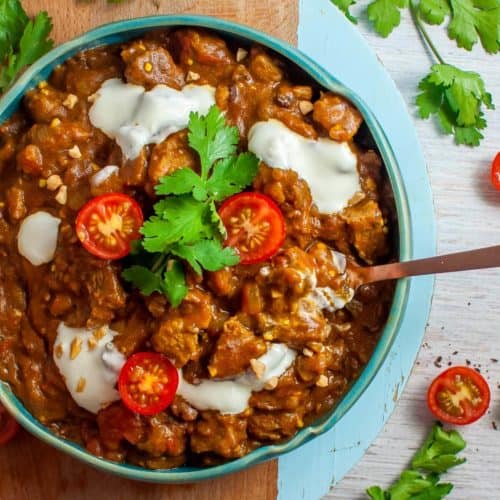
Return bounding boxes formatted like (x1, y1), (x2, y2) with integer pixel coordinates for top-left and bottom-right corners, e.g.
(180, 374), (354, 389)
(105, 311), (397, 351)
(427, 366), (490, 425)
(76, 193), (143, 260)
(219, 192), (286, 264)
(0, 404), (20, 445)
(490, 152), (500, 191)
(118, 352), (179, 416)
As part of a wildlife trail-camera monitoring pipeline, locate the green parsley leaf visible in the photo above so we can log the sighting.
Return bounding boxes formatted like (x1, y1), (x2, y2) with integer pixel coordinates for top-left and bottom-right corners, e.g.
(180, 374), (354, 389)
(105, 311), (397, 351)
(122, 265), (163, 296)
(411, 423), (466, 473)
(367, 0), (409, 37)
(366, 486), (386, 500)
(206, 152), (260, 201)
(416, 63), (494, 146)
(172, 239), (239, 275)
(163, 260), (188, 307)
(0, 11), (53, 91)
(0, 0), (28, 62)
(142, 195), (216, 252)
(155, 168), (208, 201)
(188, 105), (239, 180)
(365, 424), (466, 499)
(330, 0), (359, 23)
(418, 0), (451, 24)
(448, 0), (499, 53)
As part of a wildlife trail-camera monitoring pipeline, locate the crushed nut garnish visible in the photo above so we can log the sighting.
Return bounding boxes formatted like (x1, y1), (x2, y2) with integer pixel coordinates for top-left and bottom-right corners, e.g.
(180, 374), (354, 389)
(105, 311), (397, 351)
(68, 145), (82, 159)
(46, 174), (62, 191)
(307, 342), (324, 353)
(208, 366), (217, 377)
(263, 332), (274, 341)
(236, 48), (248, 62)
(54, 344), (64, 359)
(186, 70), (200, 82)
(250, 359), (266, 379)
(187, 58), (194, 66)
(144, 62), (153, 73)
(298, 100), (314, 115)
(316, 374), (329, 387)
(70, 337), (83, 360)
(271, 289), (283, 298)
(302, 347), (314, 358)
(38, 81), (48, 89)
(75, 377), (86, 393)
(55, 185), (68, 205)
(264, 376), (279, 390)
(63, 94), (78, 109)
(38, 179), (47, 188)
(93, 326), (107, 341)
(50, 118), (61, 128)
(87, 93), (97, 103)
(91, 162), (100, 172)
(87, 337), (97, 351)
(41, 89), (49, 96)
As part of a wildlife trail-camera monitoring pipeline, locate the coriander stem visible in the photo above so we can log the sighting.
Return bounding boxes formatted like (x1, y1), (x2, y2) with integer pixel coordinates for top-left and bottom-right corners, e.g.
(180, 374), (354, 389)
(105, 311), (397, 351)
(409, 0), (446, 65)
(151, 253), (168, 274)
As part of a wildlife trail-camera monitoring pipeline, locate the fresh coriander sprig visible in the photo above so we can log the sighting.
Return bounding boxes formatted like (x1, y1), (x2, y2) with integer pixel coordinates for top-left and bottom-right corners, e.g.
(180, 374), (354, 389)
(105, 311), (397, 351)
(366, 423), (466, 499)
(122, 105), (259, 307)
(0, 0), (54, 92)
(329, 0), (498, 146)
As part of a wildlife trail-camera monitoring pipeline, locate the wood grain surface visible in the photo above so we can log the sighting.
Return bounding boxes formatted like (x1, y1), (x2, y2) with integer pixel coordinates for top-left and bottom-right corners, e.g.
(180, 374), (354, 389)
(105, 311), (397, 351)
(0, 1), (298, 499)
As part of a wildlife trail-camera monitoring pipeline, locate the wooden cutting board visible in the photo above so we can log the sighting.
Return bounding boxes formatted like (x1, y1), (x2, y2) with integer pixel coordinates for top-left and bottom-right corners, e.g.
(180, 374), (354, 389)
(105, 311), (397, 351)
(0, 1), (298, 499)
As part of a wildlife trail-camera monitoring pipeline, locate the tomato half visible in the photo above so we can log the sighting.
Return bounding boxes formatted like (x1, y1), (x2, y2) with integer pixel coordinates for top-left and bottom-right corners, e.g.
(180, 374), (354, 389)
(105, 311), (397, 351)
(490, 152), (500, 191)
(427, 366), (490, 425)
(118, 352), (179, 416)
(76, 193), (143, 260)
(0, 404), (20, 445)
(219, 192), (286, 264)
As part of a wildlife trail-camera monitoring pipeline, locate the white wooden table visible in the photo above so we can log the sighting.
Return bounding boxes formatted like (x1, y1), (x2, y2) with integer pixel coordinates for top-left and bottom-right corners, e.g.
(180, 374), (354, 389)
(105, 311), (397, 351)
(326, 7), (500, 500)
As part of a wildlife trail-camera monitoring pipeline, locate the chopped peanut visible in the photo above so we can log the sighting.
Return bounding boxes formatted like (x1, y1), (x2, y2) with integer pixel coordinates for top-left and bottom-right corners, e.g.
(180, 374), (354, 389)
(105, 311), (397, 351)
(68, 145), (82, 159)
(250, 358), (266, 379)
(63, 94), (78, 109)
(236, 48), (248, 62)
(46, 174), (63, 191)
(55, 185), (68, 205)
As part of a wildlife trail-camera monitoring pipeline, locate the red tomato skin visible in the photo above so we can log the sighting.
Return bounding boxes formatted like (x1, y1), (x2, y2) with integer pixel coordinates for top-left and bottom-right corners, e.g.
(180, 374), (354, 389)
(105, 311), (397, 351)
(76, 193), (143, 260)
(427, 366), (490, 425)
(490, 152), (500, 191)
(219, 192), (286, 265)
(118, 352), (179, 416)
(0, 405), (20, 445)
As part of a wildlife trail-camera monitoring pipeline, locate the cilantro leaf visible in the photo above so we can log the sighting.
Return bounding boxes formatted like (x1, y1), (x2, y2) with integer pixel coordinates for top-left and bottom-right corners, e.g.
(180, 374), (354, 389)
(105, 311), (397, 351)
(121, 265), (163, 296)
(411, 423), (466, 473)
(188, 105), (239, 180)
(206, 152), (260, 201)
(367, 0), (408, 37)
(448, 0), (499, 53)
(155, 168), (208, 201)
(0, 0), (28, 62)
(330, 0), (359, 23)
(365, 424), (466, 500)
(366, 486), (386, 499)
(172, 239), (239, 275)
(142, 195), (216, 252)
(418, 0), (452, 24)
(416, 63), (494, 146)
(0, 11), (53, 91)
(163, 260), (188, 307)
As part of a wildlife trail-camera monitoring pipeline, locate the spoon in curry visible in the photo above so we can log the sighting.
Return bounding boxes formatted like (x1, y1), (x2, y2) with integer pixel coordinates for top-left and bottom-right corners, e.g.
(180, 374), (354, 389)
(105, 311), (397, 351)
(348, 244), (500, 289)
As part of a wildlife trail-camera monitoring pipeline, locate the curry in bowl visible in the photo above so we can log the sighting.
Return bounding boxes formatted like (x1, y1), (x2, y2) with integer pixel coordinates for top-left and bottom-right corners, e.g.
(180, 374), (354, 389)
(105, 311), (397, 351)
(0, 28), (395, 469)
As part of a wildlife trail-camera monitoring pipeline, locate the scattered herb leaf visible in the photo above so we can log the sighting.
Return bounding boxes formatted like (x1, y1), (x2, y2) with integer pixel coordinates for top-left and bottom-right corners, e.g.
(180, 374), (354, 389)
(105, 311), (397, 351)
(367, 0), (409, 37)
(123, 105), (259, 306)
(416, 63), (494, 145)
(330, 0), (359, 22)
(366, 423), (466, 499)
(0, 2), (53, 92)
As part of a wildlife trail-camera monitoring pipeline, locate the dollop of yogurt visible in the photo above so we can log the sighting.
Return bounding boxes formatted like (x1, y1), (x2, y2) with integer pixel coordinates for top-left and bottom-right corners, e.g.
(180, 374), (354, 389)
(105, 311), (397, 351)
(89, 79), (215, 159)
(17, 211), (61, 266)
(53, 323), (126, 413)
(177, 343), (296, 415)
(248, 119), (360, 213)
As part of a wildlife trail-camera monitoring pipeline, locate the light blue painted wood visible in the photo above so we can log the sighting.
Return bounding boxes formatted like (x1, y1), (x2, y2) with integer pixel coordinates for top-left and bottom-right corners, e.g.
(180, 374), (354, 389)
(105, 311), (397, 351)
(276, 1), (436, 499)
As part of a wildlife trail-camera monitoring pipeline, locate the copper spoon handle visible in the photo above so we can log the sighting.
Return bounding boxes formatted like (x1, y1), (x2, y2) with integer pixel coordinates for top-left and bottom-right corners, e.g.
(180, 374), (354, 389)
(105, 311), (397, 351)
(357, 244), (500, 285)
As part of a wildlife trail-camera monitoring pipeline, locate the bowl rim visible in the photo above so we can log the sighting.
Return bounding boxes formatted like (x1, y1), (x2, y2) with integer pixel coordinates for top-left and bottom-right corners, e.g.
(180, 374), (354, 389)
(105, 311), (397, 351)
(0, 14), (411, 483)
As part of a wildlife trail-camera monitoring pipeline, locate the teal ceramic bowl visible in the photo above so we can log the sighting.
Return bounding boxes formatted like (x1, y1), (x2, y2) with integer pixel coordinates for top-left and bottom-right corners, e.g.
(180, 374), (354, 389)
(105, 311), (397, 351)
(0, 15), (410, 483)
